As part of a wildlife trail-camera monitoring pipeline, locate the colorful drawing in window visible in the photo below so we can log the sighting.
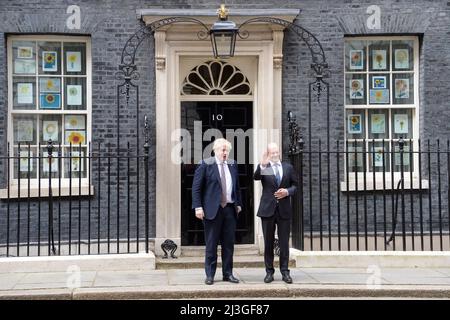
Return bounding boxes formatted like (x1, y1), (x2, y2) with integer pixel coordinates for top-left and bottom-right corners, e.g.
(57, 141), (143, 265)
(372, 76), (386, 89)
(17, 83), (33, 104)
(349, 79), (364, 99)
(42, 121), (59, 141)
(66, 51), (81, 72)
(18, 47), (33, 59)
(394, 114), (409, 134)
(372, 50), (387, 70)
(42, 51), (57, 72)
(65, 131), (85, 145)
(369, 89), (390, 104)
(39, 78), (61, 93)
(40, 93), (61, 109)
(371, 114), (386, 134)
(14, 59), (35, 74)
(67, 85), (82, 105)
(395, 79), (409, 99)
(349, 50), (364, 70)
(394, 49), (409, 69)
(348, 114), (362, 134)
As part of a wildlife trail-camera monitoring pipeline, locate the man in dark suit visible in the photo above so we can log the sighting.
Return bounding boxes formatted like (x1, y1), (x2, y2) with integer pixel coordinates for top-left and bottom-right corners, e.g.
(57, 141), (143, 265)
(192, 138), (243, 285)
(254, 142), (298, 284)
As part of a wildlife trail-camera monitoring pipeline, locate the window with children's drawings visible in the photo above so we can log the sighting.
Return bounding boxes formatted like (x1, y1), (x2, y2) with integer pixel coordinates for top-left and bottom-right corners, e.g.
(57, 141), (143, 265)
(344, 36), (419, 174)
(8, 35), (91, 181)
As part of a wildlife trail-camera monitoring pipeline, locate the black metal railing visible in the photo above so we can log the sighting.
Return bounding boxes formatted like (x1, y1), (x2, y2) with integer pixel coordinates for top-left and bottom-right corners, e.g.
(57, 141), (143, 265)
(2, 136), (449, 256)
(289, 136), (450, 251)
(0, 140), (151, 257)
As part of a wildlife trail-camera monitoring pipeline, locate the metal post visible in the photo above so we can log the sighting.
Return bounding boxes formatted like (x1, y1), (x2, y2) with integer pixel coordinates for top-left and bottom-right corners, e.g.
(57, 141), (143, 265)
(143, 115), (150, 253)
(399, 137), (406, 251)
(47, 139), (56, 255)
(299, 137), (304, 251)
(287, 111), (303, 250)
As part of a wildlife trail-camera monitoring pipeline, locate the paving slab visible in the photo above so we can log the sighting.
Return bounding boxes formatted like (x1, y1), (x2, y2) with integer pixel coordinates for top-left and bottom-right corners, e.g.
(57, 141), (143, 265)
(93, 270), (168, 287)
(17, 271), (97, 284)
(433, 268), (450, 277)
(306, 273), (391, 285)
(0, 273), (27, 290)
(13, 281), (94, 290)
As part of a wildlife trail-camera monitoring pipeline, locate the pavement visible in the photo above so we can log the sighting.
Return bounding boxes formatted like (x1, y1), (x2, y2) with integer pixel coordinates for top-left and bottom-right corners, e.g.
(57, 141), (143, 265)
(1, 266), (450, 299)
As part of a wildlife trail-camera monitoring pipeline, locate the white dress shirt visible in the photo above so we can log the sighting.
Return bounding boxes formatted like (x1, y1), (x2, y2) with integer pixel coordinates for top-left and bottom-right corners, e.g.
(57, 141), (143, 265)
(269, 161), (283, 180)
(216, 157), (233, 204)
(259, 161), (283, 180)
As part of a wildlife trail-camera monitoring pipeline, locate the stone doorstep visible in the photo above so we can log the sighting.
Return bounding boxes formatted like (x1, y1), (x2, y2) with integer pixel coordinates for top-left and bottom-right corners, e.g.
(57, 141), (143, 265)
(181, 245), (260, 257)
(291, 250), (450, 268)
(156, 255), (296, 269)
(0, 253), (156, 273)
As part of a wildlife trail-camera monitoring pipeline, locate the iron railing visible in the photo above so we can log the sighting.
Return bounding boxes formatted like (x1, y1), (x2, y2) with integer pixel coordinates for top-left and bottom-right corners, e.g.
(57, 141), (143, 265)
(289, 135), (450, 251)
(0, 140), (151, 257)
(1, 136), (448, 256)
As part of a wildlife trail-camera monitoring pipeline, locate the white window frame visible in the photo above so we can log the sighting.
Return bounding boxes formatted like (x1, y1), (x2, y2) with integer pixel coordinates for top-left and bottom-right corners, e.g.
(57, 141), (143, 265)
(1, 35), (92, 198)
(342, 35), (427, 191)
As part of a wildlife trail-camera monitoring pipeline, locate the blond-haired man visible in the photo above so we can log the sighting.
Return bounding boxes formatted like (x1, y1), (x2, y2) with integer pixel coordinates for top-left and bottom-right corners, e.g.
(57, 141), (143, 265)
(192, 138), (243, 285)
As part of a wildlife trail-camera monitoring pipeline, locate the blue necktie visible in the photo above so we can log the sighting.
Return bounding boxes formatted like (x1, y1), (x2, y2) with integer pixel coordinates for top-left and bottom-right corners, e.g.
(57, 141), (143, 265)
(273, 163), (281, 186)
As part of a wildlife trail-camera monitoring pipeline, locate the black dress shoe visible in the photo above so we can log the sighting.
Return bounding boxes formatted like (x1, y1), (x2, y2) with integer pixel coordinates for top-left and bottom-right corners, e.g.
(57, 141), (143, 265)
(205, 277), (214, 285)
(264, 273), (274, 283)
(222, 275), (239, 283)
(282, 273), (293, 284)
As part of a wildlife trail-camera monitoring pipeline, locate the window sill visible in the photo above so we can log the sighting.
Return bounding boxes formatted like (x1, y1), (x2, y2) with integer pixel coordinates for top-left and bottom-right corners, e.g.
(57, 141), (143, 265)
(340, 178), (429, 192)
(0, 185), (95, 199)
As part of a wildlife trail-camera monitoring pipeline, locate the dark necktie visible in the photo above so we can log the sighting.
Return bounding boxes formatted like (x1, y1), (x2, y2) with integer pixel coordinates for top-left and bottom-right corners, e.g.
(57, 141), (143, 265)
(273, 163), (281, 186)
(220, 162), (227, 208)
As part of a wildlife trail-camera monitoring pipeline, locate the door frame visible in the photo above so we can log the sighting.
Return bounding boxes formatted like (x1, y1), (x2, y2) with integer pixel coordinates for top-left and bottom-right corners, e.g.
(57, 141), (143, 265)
(151, 22), (291, 257)
(180, 99), (255, 246)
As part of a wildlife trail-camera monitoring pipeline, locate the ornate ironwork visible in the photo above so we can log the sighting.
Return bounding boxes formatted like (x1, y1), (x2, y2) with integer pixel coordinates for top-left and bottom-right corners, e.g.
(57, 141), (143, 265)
(237, 17), (330, 103)
(237, 17), (329, 79)
(161, 239), (178, 258)
(117, 17), (209, 79)
(46, 139), (57, 255)
(143, 115), (149, 150)
(287, 111), (302, 156)
(116, 17), (210, 150)
(311, 78), (329, 103)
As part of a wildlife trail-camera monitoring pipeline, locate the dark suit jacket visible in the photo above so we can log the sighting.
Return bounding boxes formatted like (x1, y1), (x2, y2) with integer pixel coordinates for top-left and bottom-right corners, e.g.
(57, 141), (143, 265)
(254, 162), (298, 219)
(192, 157), (243, 220)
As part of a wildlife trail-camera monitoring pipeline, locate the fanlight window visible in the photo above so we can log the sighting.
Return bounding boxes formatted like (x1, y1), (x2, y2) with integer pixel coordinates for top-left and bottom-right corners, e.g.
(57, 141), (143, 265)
(181, 60), (251, 95)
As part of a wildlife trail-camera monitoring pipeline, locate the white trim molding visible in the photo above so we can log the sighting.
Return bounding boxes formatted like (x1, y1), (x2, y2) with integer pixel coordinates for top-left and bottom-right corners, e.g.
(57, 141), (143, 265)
(140, 10), (298, 257)
(4, 35), (92, 199)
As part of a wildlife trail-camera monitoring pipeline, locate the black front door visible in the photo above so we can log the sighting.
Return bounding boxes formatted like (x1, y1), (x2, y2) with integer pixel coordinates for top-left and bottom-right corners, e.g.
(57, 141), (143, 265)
(181, 101), (254, 245)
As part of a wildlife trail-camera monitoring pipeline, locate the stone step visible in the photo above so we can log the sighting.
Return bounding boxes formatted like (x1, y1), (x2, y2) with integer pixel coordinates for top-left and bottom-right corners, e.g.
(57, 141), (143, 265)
(0, 253), (156, 273)
(156, 255), (296, 269)
(180, 245), (260, 257)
